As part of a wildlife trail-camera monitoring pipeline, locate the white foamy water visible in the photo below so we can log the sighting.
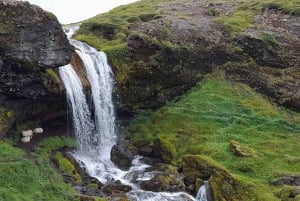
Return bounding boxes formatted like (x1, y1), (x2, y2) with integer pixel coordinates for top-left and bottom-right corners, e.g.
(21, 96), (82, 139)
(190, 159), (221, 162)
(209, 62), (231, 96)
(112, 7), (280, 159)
(59, 27), (203, 201)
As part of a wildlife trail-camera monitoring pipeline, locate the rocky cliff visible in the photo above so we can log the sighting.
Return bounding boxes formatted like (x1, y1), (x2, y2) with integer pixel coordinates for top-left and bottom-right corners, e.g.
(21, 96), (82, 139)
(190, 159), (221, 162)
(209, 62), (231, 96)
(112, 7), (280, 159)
(0, 0), (73, 138)
(75, 0), (300, 114)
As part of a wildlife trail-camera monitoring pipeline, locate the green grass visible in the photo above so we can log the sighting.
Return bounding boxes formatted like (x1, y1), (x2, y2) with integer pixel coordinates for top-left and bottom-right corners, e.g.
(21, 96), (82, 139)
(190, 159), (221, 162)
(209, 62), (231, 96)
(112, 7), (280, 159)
(0, 137), (78, 201)
(127, 74), (300, 199)
(214, 0), (300, 35)
(0, 141), (24, 162)
(53, 151), (81, 184)
(74, 0), (168, 50)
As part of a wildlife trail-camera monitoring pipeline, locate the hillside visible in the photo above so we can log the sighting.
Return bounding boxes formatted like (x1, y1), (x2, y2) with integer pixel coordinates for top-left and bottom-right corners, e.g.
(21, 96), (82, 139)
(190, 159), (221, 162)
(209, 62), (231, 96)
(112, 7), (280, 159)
(74, 0), (300, 114)
(74, 0), (300, 200)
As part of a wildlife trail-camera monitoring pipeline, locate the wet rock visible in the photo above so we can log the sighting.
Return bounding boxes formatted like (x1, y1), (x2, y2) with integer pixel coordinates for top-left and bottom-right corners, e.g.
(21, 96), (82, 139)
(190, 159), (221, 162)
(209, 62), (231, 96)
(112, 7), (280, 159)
(138, 146), (153, 156)
(229, 140), (257, 157)
(140, 163), (185, 192)
(111, 143), (136, 170)
(273, 175), (300, 186)
(103, 181), (132, 195)
(0, 1), (74, 137)
(0, 1), (73, 68)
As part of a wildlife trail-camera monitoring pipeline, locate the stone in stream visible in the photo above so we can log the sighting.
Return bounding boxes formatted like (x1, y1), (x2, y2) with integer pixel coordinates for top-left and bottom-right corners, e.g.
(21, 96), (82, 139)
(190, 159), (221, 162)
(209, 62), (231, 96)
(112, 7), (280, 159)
(110, 143), (136, 171)
(140, 163), (186, 192)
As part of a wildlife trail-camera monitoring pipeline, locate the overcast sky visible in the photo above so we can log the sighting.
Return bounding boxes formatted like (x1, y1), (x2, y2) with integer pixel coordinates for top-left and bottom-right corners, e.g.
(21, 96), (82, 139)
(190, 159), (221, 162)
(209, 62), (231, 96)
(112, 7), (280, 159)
(26, 0), (140, 24)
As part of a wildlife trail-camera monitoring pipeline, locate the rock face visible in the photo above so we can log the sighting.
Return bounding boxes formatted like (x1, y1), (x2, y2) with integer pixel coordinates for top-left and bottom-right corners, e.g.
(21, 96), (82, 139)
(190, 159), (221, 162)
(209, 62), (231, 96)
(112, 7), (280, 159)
(0, 1), (73, 68)
(0, 1), (73, 137)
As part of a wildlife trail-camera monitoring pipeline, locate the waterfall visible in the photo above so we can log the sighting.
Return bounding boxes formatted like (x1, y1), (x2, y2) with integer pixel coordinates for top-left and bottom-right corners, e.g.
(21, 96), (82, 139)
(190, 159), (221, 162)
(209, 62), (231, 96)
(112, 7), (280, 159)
(58, 64), (95, 154)
(195, 181), (212, 201)
(70, 39), (116, 161)
(59, 27), (200, 201)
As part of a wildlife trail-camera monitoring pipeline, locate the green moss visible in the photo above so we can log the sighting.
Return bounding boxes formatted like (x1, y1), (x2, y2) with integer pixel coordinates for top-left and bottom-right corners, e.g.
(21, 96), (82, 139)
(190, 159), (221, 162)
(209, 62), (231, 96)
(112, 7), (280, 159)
(53, 152), (81, 184)
(87, 183), (99, 188)
(262, 1), (300, 16)
(74, 0), (169, 50)
(276, 186), (300, 201)
(213, 0), (300, 35)
(46, 68), (60, 83)
(0, 107), (13, 133)
(229, 140), (257, 157)
(215, 10), (254, 34)
(260, 32), (278, 45)
(5, 111), (12, 119)
(153, 138), (177, 163)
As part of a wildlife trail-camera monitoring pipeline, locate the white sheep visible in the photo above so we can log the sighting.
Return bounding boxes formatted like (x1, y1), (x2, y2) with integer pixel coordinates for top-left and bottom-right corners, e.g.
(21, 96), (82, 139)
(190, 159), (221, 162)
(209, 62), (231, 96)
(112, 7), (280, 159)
(33, 128), (43, 134)
(21, 136), (31, 143)
(21, 130), (33, 137)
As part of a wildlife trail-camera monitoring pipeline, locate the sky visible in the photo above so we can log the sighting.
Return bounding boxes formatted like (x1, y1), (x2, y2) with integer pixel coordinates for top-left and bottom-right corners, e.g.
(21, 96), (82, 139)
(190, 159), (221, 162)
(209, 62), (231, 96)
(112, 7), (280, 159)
(26, 0), (140, 24)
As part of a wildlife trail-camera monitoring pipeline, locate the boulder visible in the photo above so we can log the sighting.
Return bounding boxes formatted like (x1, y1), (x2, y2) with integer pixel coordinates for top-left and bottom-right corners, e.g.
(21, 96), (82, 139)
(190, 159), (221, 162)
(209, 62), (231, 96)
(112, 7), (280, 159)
(0, 1), (74, 138)
(103, 181), (132, 195)
(229, 140), (257, 157)
(110, 143), (136, 170)
(273, 175), (300, 186)
(275, 186), (300, 201)
(140, 163), (185, 192)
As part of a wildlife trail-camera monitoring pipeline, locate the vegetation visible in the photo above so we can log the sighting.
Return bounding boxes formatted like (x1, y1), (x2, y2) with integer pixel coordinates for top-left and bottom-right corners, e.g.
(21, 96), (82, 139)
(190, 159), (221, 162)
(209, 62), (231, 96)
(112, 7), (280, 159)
(74, 0), (169, 51)
(214, 0), (300, 35)
(0, 137), (78, 201)
(46, 68), (61, 84)
(53, 151), (81, 184)
(126, 74), (300, 199)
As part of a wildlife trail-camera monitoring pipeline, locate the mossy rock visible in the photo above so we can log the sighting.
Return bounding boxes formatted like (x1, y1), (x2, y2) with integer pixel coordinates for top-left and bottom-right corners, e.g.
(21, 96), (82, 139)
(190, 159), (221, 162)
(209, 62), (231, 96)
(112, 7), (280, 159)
(182, 154), (227, 185)
(275, 186), (300, 201)
(53, 151), (81, 184)
(229, 140), (257, 157)
(182, 155), (260, 201)
(141, 163), (185, 192)
(152, 138), (177, 163)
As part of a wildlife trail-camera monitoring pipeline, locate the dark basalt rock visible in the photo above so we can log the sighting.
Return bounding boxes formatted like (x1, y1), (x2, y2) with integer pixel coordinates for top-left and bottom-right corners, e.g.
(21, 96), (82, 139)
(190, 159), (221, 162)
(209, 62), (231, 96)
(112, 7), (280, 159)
(103, 180), (132, 195)
(0, 1), (74, 138)
(0, 1), (73, 68)
(110, 143), (136, 170)
(273, 175), (300, 186)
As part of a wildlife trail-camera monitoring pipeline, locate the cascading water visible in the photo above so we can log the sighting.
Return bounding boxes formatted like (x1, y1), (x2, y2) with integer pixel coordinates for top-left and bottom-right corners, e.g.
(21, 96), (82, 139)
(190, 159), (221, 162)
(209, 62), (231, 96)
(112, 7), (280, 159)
(60, 26), (205, 201)
(195, 181), (209, 201)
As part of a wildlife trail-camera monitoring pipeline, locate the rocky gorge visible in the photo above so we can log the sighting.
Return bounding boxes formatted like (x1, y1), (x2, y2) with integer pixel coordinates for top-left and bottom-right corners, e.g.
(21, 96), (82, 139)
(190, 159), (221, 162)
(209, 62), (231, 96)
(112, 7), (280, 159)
(0, 0), (300, 201)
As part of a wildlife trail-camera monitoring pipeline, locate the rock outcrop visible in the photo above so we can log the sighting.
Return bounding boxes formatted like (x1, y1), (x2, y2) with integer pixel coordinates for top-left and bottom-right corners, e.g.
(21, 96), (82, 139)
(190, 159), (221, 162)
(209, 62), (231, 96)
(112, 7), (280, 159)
(0, 1), (73, 138)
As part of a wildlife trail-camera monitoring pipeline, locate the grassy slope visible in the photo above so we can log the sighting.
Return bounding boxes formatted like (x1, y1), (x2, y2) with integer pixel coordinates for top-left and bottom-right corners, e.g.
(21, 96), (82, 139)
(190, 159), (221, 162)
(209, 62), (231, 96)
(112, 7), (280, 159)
(0, 137), (78, 201)
(214, 0), (300, 34)
(74, 0), (168, 51)
(127, 73), (300, 199)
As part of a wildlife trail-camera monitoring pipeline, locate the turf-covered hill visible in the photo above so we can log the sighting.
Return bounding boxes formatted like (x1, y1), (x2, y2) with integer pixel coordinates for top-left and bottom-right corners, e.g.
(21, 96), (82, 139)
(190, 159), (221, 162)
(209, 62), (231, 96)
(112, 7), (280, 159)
(74, 0), (300, 200)
(74, 0), (300, 114)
